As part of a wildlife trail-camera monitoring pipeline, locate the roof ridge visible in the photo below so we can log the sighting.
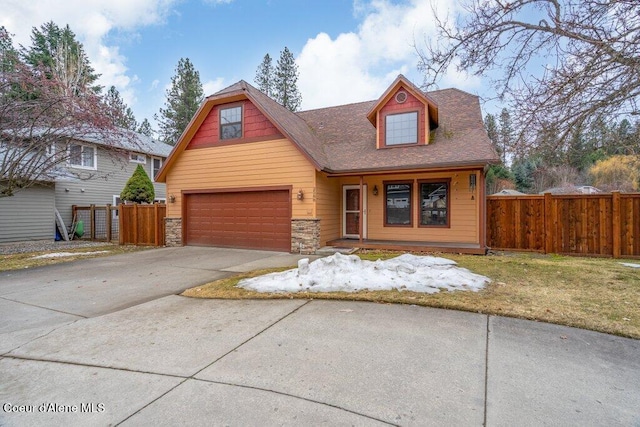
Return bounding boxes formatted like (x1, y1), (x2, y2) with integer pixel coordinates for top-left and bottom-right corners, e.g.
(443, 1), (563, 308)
(298, 99), (376, 114)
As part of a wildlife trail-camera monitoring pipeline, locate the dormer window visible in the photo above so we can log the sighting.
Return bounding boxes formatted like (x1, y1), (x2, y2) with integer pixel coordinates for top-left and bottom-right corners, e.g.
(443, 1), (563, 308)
(220, 105), (242, 140)
(385, 111), (418, 145)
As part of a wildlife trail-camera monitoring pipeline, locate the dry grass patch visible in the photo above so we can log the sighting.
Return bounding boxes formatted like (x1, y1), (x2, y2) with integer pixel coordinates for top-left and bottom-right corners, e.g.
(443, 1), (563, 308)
(0, 244), (150, 272)
(182, 251), (640, 339)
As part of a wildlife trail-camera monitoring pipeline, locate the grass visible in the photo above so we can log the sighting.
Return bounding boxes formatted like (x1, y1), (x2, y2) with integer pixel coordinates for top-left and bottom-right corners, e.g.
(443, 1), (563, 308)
(0, 244), (151, 272)
(182, 250), (640, 339)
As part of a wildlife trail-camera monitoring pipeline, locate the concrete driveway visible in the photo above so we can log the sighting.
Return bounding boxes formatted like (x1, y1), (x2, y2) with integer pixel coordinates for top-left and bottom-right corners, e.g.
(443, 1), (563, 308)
(1, 247), (639, 426)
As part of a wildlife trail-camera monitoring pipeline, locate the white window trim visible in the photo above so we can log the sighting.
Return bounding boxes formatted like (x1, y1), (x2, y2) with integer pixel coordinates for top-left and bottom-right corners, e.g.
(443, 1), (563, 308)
(68, 143), (97, 170)
(152, 157), (163, 182)
(129, 152), (147, 164)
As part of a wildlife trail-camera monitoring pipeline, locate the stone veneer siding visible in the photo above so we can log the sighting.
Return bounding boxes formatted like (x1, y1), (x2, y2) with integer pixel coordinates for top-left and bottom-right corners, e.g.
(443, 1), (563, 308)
(165, 218), (183, 247)
(291, 218), (321, 255)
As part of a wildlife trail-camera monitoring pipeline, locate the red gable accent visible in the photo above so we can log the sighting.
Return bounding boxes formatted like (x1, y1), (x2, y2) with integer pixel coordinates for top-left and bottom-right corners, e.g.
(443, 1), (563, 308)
(378, 87), (427, 146)
(187, 99), (283, 149)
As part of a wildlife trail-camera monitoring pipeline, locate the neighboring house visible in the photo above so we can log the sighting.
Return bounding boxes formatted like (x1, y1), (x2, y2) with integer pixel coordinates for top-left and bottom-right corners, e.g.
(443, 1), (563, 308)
(156, 75), (499, 254)
(491, 189), (526, 196)
(539, 185), (602, 195)
(0, 131), (172, 243)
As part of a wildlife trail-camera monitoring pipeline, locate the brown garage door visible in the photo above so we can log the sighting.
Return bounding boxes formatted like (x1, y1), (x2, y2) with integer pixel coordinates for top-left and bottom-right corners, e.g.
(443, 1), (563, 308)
(185, 190), (291, 251)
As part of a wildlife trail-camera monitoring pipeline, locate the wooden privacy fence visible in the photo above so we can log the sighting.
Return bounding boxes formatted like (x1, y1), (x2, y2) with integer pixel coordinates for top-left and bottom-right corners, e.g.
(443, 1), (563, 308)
(487, 192), (640, 258)
(119, 203), (166, 246)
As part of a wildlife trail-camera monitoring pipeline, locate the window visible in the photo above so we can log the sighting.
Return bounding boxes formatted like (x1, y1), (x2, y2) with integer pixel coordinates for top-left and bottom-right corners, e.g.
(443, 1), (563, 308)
(220, 105), (242, 140)
(420, 181), (449, 226)
(152, 157), (162, 181)
(385, 182), (412, 226)
(112, 195), (122, 219)
(385, 111), (418, 145)
(129, 153), (147, 164)
(69, 143), (96, 169)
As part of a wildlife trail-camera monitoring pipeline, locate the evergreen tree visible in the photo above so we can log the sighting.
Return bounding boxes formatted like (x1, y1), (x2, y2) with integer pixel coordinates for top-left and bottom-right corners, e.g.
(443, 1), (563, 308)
(255, 53), (274, 97)
(0, 26), (20, 74)
(104, 86), (138, 130)
(498, 108), (513, 164)
(484, 113), (500, 160)
(120, 164), (155, 203)
(137, 118), (154, 138)
(22, 22), (100, 95)
(155, 58), (203, 145)
(274, 47), (301, 111)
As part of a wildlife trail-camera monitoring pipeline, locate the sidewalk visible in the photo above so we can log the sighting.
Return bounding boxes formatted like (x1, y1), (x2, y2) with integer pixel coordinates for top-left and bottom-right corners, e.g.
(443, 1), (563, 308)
(2, 297), (638, 426)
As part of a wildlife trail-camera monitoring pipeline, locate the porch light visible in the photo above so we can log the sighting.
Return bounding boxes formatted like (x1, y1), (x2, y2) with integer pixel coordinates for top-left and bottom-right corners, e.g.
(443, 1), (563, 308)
(469, 174), (477, 192)
(372, 185), (379, 196)
(169, 194), (176, 203)
(297, 189), (304, 200)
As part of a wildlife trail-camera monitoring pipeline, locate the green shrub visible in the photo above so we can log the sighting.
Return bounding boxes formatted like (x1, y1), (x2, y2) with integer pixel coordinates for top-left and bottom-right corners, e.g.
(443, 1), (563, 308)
(120, 164), (155, 204)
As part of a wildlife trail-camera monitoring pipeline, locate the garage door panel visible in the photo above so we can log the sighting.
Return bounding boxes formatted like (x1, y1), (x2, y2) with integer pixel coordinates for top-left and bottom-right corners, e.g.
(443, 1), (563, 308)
(185, 190), (291, 251)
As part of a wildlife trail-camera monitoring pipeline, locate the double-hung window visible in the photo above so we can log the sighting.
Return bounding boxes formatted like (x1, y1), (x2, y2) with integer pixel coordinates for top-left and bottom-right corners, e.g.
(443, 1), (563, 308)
(220, 106), (242, 140)
(152, 157), (163, 181)
(69, 143), (96, 169)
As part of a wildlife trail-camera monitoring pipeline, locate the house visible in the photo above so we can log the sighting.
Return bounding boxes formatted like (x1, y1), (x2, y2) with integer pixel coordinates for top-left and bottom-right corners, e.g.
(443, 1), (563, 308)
(0, 131), (172, 243)
(491, 189), (526, 196)
(539, 185), (602, 195)
(156, 75), (499, 254)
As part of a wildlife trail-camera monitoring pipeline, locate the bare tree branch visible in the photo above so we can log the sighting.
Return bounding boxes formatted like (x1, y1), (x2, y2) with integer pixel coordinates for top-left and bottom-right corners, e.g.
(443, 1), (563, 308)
(418, 0), (640, 154)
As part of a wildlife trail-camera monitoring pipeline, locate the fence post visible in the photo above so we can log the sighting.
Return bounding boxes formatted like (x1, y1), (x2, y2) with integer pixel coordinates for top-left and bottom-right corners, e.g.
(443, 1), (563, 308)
(119, 204), (124, 245)
(90, 204), (96, 240)
(612, 191), (621, 258)
(154, 203), (160, 246)
(544, 193), (553, 254)
(133, 203), (138, 246)
(106, 204), (112, 242)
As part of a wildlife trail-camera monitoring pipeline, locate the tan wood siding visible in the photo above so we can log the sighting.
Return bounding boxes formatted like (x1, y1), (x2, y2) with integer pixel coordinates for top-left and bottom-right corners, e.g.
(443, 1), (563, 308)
(165, 138), (316, 219)
(315, 172), (341, 245)
(337, 170), (480, 244)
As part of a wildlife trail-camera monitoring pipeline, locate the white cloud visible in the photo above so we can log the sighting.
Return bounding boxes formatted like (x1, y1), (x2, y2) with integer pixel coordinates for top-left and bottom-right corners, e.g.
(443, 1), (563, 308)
(297, 0), (481, 110)
(203, 78), (227, 96)
(0, 0), (178, 112)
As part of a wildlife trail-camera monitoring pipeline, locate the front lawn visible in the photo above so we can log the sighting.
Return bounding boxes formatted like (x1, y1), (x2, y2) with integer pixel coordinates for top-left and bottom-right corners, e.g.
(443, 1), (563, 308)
(0, 244), (150, 271)
(182, 251), (640, 339)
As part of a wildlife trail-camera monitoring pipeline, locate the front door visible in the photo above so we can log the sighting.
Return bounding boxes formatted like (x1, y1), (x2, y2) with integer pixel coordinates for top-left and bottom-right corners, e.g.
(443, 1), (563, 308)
(343, 185), (367, 239)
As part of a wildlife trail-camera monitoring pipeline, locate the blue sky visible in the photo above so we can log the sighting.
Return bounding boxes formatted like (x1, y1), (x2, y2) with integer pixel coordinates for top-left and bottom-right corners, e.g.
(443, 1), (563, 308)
(1, 0), (485, 131)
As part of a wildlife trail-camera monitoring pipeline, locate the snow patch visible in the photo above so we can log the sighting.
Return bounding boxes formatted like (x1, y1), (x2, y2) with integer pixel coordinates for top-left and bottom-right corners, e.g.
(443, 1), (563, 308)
(620, 262), (640, 269)
(237, 253), (490, 294)
(31, 251), (110, 259)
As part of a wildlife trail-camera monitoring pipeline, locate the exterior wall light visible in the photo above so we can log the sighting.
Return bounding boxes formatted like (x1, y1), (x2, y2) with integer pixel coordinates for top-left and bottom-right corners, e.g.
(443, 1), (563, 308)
(372, 185), (379, 196)
(169, 194), (176, 203)
(297, 189), (304, 200)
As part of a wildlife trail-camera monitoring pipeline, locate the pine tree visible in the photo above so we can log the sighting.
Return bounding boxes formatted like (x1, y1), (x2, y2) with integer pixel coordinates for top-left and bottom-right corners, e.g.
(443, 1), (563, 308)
(498, 108), (513, 164)
(274, 47), (301, 111)
(255, 53), (274, 97)
(137, 118), (154, 138)
(484, 113), (500, 160)
(0, 26), (20, 74)
(155, 58), (204, 145)
(22, 22), (100, 95)
(104, 86), (138, 130)
(120, 164), (155, 203)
